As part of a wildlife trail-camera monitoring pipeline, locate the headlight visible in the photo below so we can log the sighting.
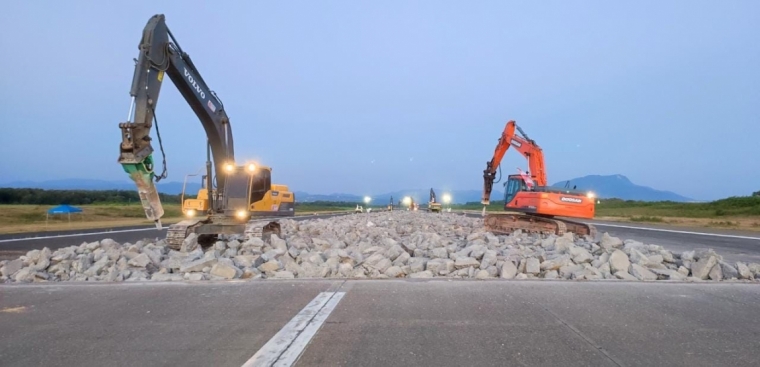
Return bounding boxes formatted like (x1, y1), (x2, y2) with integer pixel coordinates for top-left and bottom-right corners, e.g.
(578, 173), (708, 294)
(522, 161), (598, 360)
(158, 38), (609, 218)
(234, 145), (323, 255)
(236, 210), (248, 219)
(185, 209), (196, 218)
(224, 163), (235, 173)
(587, 192), (596, 199)
(246, 163), (256, 173)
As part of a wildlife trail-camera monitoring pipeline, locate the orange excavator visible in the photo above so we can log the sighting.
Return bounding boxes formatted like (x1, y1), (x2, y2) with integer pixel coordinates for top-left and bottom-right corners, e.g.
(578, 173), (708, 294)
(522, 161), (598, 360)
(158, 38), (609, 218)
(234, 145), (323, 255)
(481, 120), (597, 237)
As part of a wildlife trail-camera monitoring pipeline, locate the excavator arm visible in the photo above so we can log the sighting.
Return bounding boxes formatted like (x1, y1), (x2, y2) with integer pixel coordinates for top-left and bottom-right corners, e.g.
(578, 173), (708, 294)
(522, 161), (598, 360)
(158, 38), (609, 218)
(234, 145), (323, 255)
(117, 14), (234, 226)
(481, 120), (547, 205)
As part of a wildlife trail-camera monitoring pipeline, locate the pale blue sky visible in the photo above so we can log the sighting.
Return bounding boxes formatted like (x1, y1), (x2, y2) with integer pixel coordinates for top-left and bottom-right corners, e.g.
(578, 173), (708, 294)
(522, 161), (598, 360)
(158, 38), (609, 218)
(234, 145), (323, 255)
(0, 1), (757, 200)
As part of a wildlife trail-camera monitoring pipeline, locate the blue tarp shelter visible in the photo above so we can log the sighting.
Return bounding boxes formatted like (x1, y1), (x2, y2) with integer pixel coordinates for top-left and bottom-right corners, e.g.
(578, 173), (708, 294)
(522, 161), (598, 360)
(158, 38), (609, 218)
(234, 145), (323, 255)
(46, 205), (83, 224)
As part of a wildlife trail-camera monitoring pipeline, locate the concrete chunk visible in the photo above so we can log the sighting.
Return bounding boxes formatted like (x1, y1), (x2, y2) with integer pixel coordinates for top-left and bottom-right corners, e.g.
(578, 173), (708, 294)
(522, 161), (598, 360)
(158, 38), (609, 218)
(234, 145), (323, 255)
(210, 259), (242, 279)
(600, 233), (623, 250)
(384, 266), (405, 278)
(151, 273), (184, 281)
(258, 260), (281, 273)
(454, 257), (480, 269)
(1, 259), (23, 278)
(179, 257), (218, 273)
(525, 258), (540, 275)
(273, 271), (295, 279)
(409, 270), (434, 278)
(691, 256), (718, 280)
(630, 264), (657, 281)
(614, 271), (637, 281)
(500, 261), (518, 279)
(609, 250), (631, 274)
(736, 262), (752, 279)
(127, 253), (151, 268)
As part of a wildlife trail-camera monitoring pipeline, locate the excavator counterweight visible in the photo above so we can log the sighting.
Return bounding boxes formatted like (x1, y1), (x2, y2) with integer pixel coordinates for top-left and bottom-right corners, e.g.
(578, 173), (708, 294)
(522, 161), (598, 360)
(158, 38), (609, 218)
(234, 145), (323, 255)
(481, 120), (597, 238)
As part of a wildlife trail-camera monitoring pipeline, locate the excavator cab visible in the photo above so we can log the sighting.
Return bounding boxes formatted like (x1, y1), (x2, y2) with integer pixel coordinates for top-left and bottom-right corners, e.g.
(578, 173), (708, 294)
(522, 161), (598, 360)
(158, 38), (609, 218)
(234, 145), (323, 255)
(503, 175), (529, 204)
(247, 165), (295, 216)
(249, 169), (272, 205)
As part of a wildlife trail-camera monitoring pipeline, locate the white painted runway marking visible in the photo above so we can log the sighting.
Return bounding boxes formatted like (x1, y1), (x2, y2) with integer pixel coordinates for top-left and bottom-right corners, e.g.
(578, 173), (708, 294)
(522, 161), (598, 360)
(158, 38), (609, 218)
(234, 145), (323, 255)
(243, 291), (346, 367)
(0, 227), (166, 243)
(589, 222), (760, 240)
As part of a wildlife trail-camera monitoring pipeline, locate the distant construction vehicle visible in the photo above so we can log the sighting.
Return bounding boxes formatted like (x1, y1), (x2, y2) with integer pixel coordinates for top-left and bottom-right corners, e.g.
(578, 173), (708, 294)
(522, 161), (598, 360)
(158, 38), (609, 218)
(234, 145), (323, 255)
(117, 14), (293, 249)
(481, 120), (596, 237)
(402, 196), (418, 211)
(428, 188), (442, 213)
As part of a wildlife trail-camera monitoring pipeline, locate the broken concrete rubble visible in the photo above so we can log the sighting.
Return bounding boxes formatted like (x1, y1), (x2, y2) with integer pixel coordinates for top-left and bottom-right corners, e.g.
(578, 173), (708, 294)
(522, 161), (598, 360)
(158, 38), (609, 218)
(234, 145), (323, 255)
(2, 212), (759, 283)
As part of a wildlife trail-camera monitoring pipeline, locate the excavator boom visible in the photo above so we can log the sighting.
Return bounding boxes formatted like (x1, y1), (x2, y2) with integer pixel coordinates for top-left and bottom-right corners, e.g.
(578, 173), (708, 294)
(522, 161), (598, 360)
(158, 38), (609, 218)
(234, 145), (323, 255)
(117, 14), (288, 249)
(118, 14), (234, 226)
(481, 121), (546, 205)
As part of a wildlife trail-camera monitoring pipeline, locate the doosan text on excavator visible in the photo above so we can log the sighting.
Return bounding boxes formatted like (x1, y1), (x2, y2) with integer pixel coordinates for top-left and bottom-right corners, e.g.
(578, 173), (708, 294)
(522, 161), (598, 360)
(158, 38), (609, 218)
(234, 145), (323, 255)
(117, 14), (294, 249)
(481, 120), (597, 237)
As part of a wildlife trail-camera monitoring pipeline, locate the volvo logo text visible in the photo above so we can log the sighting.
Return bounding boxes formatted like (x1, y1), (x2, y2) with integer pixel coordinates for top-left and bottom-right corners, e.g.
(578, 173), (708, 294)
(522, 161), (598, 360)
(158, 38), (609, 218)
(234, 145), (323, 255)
(184, 68), (206, 100)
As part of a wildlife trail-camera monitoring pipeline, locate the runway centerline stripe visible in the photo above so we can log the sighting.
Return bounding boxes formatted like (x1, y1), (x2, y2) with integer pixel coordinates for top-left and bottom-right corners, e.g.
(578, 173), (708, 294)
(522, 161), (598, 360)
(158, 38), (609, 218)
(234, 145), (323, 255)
(242, 291), (346, 367)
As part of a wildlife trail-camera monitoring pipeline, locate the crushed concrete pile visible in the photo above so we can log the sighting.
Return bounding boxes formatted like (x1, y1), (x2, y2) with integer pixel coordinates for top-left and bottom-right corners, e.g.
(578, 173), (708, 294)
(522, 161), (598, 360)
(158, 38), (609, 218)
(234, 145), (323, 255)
(2, 212), (759, 283)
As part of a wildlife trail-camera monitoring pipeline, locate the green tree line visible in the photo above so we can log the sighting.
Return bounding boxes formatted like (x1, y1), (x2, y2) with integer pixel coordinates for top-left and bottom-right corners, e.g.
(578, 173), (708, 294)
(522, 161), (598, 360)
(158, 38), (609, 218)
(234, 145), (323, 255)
(0, 188), (182, 205)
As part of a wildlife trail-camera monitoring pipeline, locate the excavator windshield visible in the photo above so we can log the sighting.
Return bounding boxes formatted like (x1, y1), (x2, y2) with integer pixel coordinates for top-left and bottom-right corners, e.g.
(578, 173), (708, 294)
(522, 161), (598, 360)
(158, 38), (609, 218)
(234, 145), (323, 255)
(504, 176), (528, 204)
(224, 172), (251, 211)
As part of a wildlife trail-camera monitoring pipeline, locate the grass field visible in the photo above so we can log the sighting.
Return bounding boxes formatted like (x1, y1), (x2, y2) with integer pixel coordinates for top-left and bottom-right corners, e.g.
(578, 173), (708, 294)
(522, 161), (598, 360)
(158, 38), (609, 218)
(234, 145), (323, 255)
(0, 204), (185, 234)
(593, 197), (760, 230)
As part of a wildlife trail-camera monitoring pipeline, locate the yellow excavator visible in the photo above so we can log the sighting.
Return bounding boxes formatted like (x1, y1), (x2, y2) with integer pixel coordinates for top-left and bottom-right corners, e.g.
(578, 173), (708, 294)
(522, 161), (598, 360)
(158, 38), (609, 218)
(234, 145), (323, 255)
(428, 188), (442, 213)
(181, 165), (295, 219)
(117, 14), (294, 249)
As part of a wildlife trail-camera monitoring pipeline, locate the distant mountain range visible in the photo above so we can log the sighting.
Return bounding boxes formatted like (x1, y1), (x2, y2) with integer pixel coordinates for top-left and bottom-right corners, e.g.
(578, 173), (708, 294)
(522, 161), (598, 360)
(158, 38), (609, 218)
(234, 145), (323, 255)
(1, 174), (692, 203)
(551, 174), (692, 202)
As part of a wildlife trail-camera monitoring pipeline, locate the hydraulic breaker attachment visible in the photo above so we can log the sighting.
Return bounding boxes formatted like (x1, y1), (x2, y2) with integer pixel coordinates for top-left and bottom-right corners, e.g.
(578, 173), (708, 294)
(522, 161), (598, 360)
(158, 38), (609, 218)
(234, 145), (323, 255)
(122, 156), (164, 229)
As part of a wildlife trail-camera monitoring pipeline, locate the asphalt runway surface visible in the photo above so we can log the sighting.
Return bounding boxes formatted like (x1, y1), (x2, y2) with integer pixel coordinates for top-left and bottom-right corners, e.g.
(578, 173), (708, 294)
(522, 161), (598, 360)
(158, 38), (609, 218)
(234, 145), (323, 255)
(1, 279), (759, 367)
(588, 220), (760, 263)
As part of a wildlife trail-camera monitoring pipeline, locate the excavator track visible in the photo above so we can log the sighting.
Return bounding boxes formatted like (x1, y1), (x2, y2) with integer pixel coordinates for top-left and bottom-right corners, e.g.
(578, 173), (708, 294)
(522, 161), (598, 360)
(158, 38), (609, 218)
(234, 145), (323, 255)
(166, 219), (206, 250)
(484, 212), (596, 238)
(559, 217), (598, 239)
(244, 219), (282, 243)
(165, 217), (284, 250)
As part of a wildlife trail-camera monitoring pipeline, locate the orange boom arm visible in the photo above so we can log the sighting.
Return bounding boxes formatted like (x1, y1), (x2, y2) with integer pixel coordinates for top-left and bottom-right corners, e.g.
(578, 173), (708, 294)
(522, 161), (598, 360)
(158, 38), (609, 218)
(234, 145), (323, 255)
(481, 120), (547, 205)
